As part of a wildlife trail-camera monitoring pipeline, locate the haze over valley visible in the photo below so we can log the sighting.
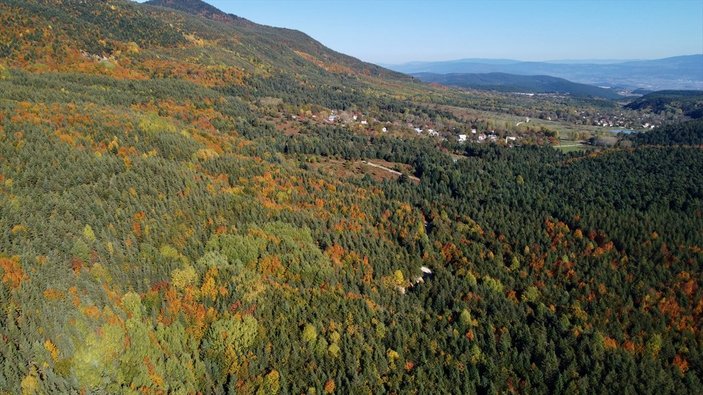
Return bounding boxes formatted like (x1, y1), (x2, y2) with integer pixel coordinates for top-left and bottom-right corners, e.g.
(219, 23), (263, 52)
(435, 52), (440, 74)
(388, 55), (703, 91)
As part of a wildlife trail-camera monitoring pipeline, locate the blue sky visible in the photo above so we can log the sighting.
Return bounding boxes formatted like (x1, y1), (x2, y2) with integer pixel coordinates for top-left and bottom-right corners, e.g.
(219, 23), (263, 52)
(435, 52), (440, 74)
(138, 0), (703, 64)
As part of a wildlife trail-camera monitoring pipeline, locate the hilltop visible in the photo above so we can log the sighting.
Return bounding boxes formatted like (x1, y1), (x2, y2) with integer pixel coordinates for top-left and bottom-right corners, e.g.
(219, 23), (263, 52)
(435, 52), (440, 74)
(145, 0), (249, 22)
(0, 0), (413, 100)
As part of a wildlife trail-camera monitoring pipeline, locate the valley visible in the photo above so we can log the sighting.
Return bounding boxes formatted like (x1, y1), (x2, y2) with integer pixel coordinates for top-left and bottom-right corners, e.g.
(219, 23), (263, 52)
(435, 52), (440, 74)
(0, 1), (701, 394)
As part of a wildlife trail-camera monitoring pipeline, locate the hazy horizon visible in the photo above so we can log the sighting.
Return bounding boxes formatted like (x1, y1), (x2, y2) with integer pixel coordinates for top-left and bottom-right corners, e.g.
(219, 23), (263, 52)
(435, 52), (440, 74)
(382, 54), (702, 66)
(136, 0), (703, 64)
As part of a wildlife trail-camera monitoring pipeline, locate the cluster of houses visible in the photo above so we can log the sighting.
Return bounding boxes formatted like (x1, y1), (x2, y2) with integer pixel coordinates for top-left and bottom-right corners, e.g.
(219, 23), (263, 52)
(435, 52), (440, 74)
(288, 110), (521, 146)
(578, 111), (661, 130)
(592, 117), (657, 130)
(413, 127), (439, 137)
(291, 109), (455, 138)
(457, 128), (519, 145)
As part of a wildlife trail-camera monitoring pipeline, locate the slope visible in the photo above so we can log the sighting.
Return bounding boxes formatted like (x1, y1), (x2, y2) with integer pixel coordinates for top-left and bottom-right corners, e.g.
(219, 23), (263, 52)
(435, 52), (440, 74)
(625, 90), (703, 119)
(631, 118), (703, 145)
(144, 0), (408, 79)
(0, 0), (417, 105)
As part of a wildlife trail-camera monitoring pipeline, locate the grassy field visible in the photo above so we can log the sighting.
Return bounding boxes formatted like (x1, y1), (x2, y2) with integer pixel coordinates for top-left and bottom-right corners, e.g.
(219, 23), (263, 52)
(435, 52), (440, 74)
(554, 139), (593, 152)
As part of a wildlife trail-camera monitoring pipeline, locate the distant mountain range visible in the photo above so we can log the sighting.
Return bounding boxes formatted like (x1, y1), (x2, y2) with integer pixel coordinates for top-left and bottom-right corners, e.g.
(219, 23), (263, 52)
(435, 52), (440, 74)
(387, 55), (703, 90)
(413, 72), (623, 99)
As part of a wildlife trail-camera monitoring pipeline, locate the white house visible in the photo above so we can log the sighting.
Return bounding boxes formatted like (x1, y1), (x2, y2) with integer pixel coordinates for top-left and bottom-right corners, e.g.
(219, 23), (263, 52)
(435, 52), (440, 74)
(420, 266), (433, 274)
(458, 134), (467, 142)
(471, 128), (477, 134)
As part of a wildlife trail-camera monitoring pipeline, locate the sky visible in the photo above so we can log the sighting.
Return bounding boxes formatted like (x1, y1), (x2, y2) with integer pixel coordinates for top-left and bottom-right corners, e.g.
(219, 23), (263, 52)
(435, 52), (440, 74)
(138, 0), (703, 64)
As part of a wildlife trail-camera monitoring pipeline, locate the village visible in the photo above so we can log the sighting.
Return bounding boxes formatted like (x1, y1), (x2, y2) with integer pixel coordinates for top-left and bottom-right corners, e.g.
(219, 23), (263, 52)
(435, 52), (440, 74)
(537, 108), (665, 130)
(281, 108), (524, 147)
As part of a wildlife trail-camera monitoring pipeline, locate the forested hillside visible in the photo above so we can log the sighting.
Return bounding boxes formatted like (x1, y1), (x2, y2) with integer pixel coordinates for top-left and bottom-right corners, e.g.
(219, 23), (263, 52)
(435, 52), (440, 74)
(625, 90), (703, 119)
(631, 119), (703, 145)
(0, 1), (701, 394)
(412, 72), (623, 99)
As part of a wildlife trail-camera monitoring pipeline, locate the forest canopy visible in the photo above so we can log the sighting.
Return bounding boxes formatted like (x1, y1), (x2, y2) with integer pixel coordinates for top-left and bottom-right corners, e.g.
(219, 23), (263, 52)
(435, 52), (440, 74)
(0, 0), (701, 394)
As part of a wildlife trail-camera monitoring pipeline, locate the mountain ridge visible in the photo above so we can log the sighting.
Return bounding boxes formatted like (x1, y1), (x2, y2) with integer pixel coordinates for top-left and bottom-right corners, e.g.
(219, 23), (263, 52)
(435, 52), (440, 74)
(0, 0), (414, 101)
(144, 0), (250, 23)
(413, 72), (624, 99)
(388, 55), (703, 90)
(141, 0), (409, 81)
